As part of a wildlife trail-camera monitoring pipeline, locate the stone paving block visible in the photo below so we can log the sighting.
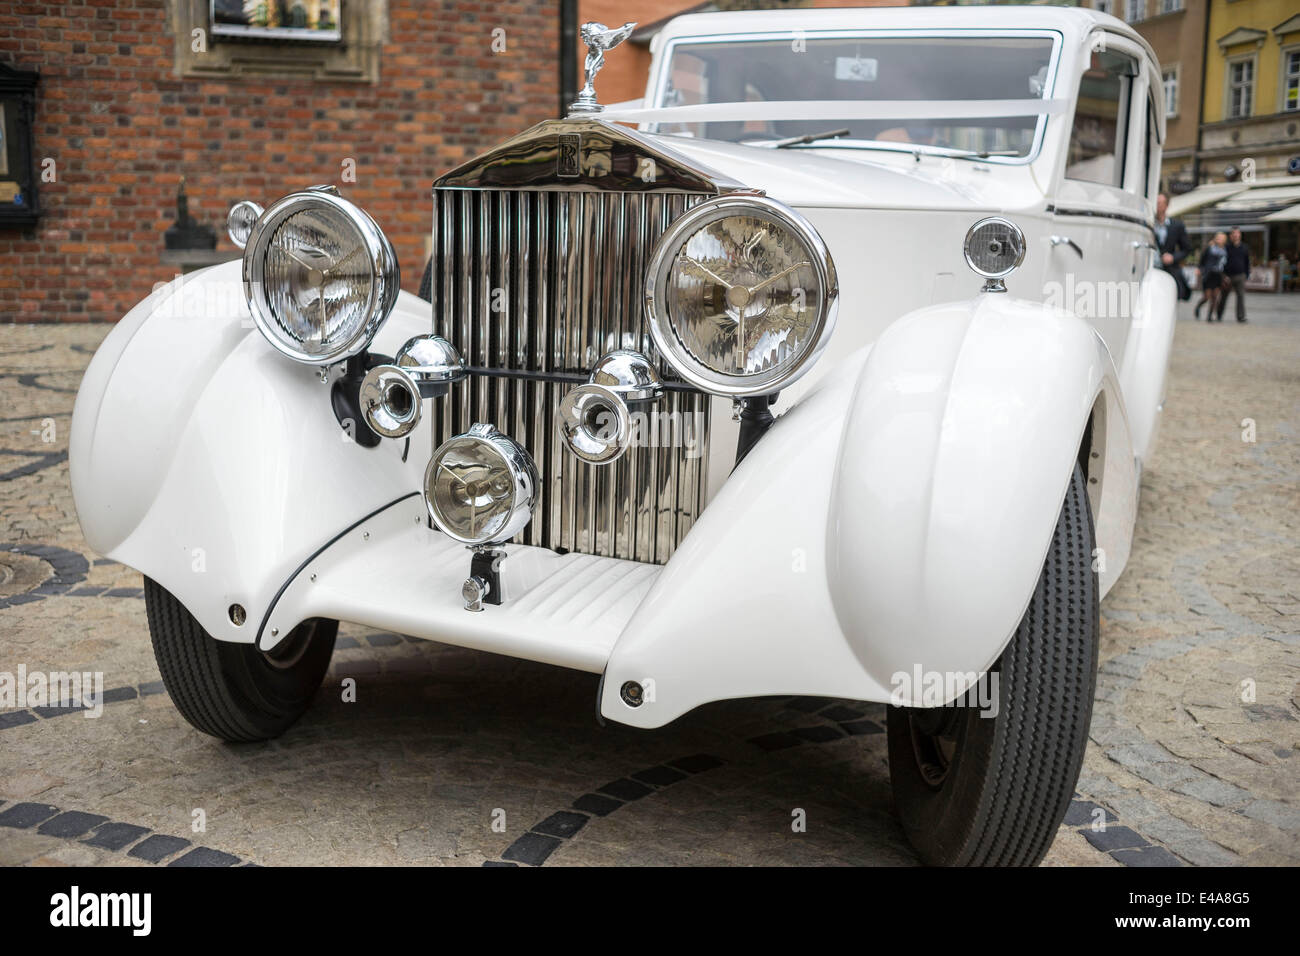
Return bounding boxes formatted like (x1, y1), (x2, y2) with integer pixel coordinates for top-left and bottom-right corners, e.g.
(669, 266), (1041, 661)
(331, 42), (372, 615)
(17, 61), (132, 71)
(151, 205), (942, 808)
(1240, 799), (1300, 832)
(1110, 845), (1184, 867)
(531, 811), (588, 839)
(501, 831), (563, 866)
(667, 754), (725, 775)
(631, 765), (687, 788)
(0, 803), (61, 829)
(840, 719), (885, 736)
(1063, 800), (1118, 827)
(1083, 825), (1149, 852)
(82, 822), (151, 851)
(572, 793), (622, 817)
(1170, 775), (1252, 808)
(168, 847), (242, 867)
(127, 834), (191, 863)
(37, 811), (107, 839)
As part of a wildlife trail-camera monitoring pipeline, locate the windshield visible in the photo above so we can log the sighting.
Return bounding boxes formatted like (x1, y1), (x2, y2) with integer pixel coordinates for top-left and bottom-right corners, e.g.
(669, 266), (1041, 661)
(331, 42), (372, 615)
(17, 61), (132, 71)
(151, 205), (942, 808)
(656, 34), (1057, 157)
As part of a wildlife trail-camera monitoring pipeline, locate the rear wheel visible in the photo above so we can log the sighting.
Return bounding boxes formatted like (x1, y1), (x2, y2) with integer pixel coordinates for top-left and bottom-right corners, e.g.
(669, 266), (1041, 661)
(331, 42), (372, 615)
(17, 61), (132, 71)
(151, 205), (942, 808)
(144, 578), (337, 742)
(886, 463), (1099, 866)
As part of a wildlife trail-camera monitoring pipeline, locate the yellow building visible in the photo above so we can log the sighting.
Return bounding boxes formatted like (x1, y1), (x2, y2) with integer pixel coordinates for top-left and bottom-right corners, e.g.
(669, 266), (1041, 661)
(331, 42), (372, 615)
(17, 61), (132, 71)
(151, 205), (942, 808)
(1199, 0), (1300, 183)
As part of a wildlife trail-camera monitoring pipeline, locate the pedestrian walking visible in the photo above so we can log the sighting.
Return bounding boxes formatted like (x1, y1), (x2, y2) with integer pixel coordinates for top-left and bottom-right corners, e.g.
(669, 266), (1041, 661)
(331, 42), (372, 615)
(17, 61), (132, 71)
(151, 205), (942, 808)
(1195, 232), (1229, 321)
(1154, 193), (1192, 300)
(1215, 227), (1251, 323)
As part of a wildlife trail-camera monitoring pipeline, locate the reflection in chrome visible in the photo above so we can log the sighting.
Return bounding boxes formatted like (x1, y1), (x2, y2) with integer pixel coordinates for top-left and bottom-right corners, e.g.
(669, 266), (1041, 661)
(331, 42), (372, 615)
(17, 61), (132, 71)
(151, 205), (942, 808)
(243, 188), (400, 365)
(360, 334), (465, 439)
(424, 423), (538, 547)
(559, 350), (664, 465)
(645, 194), (839, 397)
(430, 185), (713, 564)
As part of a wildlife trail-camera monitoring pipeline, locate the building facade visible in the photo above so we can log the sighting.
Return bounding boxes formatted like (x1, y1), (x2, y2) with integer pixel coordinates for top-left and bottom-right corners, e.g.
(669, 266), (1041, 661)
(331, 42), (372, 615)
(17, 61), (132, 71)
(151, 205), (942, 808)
(0, 1), (559, 323)
(1198, 0), (1300, 185)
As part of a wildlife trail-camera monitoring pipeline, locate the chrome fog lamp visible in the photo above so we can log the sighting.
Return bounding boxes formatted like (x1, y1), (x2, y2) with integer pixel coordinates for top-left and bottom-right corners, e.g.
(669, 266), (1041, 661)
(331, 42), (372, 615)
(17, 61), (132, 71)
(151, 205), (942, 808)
(243, 187), (399, 365)
(558, 349), (662, 465)
(645, 194), (838, 397)
(360, 334), (465, 439)
(424, 424), (538, 546)
(226, 200), (263, 250)
(964, 217), (1026, 292)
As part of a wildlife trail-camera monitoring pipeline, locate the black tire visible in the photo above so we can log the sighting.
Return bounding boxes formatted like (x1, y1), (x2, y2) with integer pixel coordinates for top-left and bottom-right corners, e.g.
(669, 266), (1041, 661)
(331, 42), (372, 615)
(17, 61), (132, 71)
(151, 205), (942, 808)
(144, 578), (337, 743)
(886, 463), (1099, 866)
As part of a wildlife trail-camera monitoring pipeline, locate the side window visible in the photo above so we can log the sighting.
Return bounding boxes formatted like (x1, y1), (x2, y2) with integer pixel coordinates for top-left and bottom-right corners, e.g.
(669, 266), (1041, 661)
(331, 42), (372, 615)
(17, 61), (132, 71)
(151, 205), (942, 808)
(1142, 94), (1161, 200)
(1066, 49), (1138, 186)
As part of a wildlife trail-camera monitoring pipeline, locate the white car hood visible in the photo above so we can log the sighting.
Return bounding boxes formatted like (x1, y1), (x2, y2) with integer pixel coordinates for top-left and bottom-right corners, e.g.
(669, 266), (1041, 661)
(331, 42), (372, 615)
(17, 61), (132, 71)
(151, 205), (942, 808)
(651, 133), (1049, 213)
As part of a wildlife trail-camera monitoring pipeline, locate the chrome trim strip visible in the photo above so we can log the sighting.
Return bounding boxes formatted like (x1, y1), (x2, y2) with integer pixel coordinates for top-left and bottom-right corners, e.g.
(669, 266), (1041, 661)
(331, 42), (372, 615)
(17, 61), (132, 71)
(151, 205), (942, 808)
(1046, 204), (1157, 237)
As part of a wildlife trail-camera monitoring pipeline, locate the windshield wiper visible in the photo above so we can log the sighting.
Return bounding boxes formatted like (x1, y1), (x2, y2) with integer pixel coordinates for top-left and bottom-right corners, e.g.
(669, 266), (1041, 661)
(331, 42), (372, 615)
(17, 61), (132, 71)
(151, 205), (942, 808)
(930, 148), (1023, 160)
(754, 128), (852, 149)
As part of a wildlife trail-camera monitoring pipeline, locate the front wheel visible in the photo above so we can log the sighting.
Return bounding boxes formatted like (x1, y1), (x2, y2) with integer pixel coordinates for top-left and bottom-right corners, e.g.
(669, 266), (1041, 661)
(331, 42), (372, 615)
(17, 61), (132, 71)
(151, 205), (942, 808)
(886, 463), (1099, 866)
(144, 578), (337, 742)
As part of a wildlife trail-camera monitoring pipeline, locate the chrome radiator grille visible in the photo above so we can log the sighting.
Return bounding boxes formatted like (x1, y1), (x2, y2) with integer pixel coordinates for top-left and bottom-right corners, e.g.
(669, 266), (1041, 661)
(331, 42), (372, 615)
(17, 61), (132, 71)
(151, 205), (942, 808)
(430, 187), (712, 564)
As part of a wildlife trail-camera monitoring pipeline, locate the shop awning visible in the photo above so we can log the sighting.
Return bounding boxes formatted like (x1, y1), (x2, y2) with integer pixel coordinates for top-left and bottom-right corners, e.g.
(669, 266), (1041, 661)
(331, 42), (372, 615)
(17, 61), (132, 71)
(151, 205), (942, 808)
(1263, 204), (1300, 222)
(1168, 183), (1249, 217)
(1216, 183), (1300, 210)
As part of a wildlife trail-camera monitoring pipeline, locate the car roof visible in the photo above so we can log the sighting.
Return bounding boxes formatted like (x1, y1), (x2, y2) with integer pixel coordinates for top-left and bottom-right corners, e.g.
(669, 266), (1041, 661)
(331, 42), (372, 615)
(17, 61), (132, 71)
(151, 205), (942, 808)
(651, 6), (1150, 58)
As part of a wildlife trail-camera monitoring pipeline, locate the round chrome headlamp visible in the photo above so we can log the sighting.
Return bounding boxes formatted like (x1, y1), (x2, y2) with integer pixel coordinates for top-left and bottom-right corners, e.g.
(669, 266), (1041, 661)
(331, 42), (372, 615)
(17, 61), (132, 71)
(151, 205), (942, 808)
(243, 188), (399, 365)
(226, 200), (263, 250)
(963, 217), (1026, 283)
(424, 424), (539, 546)
(645, 195), (838, 397)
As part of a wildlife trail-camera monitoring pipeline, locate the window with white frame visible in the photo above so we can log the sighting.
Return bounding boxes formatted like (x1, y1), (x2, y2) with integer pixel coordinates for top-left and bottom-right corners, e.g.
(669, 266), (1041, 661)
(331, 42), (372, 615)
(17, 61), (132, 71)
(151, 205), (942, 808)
(1160, 0), (1183, 14)
(1163, 66), (1178, 116)
(1066, 49), (1137, 186)
(1124, 0), (1144, 23)
(1284, 49), (1300, 112)
(1228, 57), (1254, 119)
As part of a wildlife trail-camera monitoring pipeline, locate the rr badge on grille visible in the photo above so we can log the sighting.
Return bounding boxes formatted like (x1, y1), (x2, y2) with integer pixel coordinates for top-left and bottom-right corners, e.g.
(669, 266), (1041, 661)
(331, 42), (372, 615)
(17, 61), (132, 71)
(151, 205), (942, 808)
(558, 134), (581, 178)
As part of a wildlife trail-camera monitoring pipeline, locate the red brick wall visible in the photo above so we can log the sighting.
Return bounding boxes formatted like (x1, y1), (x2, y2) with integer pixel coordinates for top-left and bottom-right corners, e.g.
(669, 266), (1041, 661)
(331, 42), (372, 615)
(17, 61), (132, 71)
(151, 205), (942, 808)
(0, 1), (559, 322)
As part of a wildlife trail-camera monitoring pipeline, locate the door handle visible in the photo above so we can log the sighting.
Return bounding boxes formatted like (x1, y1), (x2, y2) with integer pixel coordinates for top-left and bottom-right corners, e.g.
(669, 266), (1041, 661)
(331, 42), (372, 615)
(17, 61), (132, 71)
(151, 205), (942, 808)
(1049, 235), (1083, 258)
(1130, 240), (1158, 274)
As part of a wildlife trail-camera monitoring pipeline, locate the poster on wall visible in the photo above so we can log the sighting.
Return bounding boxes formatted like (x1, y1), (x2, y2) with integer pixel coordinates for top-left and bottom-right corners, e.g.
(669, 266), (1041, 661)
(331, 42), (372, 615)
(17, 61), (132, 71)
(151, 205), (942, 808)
(210, 0), (343, 42)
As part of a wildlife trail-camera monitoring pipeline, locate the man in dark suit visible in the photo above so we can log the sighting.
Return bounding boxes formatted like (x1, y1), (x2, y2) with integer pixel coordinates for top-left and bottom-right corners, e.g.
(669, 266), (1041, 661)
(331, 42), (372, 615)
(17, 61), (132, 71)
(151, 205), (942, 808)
(1154, 193), (1192, 300)
(1215, 227), (1251, 322)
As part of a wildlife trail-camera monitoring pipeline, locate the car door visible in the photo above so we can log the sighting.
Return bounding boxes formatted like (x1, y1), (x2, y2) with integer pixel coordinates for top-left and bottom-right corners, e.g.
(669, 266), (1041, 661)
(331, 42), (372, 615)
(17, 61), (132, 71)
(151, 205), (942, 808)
(1049, 36), (1156, 369)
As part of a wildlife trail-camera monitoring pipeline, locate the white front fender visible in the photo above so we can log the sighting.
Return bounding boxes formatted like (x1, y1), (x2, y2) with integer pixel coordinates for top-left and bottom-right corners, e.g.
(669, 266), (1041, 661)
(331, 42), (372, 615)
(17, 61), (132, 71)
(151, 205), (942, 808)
(70, 260), (433, 643)
(600, 294), (1136, 727)
(1119, 266), (1177, 464)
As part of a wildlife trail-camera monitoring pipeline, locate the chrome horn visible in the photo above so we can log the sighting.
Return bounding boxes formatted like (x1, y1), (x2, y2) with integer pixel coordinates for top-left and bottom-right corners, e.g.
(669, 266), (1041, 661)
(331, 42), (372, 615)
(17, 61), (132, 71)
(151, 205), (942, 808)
(360, 334), (465, 439)
(558, 350), (662, 464)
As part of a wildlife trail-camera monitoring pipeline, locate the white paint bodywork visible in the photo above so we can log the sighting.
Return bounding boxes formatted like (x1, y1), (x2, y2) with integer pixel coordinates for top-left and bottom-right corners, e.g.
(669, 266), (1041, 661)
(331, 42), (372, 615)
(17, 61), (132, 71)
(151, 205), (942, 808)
(70, 7), (1176, 728)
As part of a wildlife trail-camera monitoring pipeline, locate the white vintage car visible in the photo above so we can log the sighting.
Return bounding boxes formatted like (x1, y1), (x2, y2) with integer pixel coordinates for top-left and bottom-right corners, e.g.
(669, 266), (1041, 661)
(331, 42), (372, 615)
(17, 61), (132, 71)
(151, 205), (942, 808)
(70, 6), (1176, 866)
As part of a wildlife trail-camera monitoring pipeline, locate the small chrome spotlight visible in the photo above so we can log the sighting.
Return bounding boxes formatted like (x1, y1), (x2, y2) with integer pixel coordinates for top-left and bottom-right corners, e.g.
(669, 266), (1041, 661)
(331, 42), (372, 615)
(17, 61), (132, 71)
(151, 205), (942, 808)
(226, 200), (263, 249)
(964, 217), (1026, 293)
(558, 349), (662, 465)
(360, 335), (465, 439)
(424, 423), (538, 546)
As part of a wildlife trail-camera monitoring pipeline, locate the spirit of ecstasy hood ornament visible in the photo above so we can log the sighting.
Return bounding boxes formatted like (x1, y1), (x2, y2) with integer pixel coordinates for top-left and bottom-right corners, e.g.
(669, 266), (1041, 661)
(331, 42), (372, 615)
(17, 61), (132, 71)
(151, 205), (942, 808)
(570, 20), (637, 114)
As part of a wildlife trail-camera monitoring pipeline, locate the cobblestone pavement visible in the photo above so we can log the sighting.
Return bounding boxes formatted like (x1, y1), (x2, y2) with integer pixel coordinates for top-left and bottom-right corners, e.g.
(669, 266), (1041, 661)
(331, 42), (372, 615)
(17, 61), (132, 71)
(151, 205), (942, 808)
(1, 295), (1296, 867)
